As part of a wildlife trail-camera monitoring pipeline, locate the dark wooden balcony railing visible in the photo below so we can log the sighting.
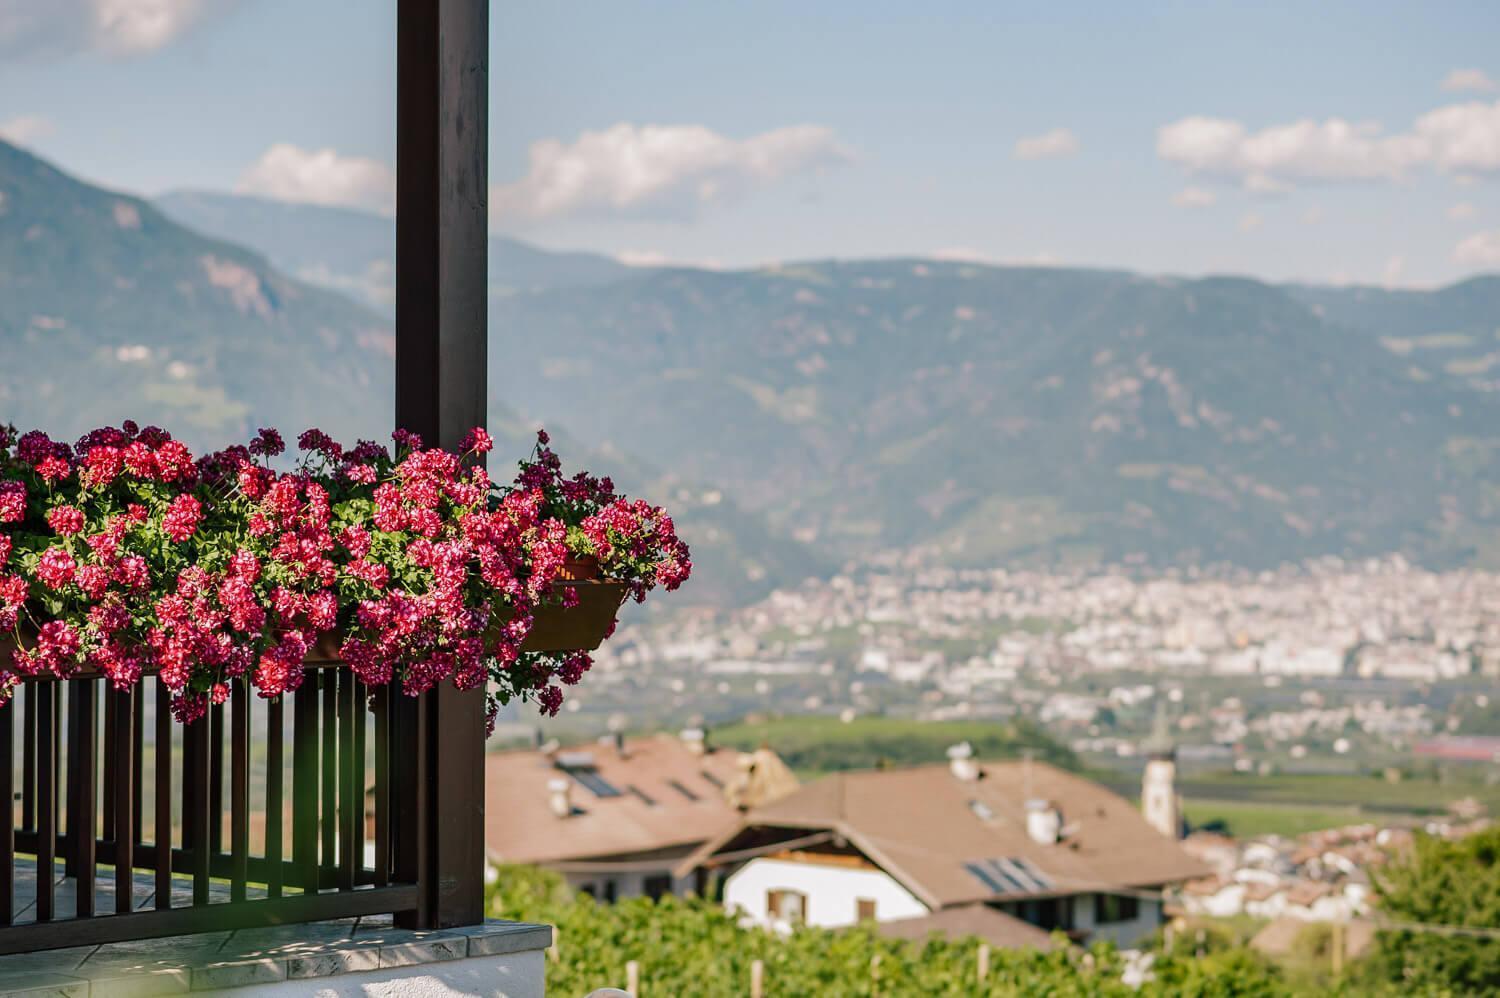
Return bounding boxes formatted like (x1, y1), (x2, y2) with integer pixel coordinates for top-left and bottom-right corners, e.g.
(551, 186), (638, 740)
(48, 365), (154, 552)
(0, 665), (427, 954)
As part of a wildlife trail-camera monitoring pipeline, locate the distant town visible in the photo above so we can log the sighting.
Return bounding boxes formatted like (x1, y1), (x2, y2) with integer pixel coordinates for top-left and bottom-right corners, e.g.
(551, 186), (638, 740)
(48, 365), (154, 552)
(531, 556), (1500, 785)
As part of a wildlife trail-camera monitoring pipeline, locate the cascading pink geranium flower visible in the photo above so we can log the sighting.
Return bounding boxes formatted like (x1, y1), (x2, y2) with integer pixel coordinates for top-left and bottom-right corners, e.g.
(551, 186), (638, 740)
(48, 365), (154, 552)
(0, 422), (690, 724)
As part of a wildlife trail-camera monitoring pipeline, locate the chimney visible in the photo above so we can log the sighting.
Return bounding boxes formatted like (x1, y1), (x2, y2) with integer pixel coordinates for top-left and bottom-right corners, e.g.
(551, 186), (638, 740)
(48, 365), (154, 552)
(1025, 799), (1061, 845)
(947, 741), (979, 781)
(680, 727), (706, 756)
(547, 777), (573, 818)
(599, 732), (629, 758)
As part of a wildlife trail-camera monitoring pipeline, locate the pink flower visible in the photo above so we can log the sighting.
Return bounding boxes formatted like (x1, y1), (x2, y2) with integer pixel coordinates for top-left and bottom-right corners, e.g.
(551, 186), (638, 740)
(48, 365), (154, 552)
(461, 427), (494, 454)
(36, 456), (71, 484)
(0, 481), (24, 523)
(46, 505), (85, 536)
(162, 494), (202, 542)
(37, 546), (76, 589)
(248, 428), (285, 457)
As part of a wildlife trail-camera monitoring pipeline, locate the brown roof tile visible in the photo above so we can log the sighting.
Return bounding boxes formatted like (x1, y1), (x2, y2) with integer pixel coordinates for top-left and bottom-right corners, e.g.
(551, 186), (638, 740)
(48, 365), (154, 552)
(877, 903), (1058, 950)
(485, 734), (796, 864)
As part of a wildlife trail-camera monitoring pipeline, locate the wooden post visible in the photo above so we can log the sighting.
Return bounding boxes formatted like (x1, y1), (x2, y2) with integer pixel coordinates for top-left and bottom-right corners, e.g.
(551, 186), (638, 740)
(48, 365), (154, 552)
(1330, 920), (1345, 976)
(393, 0), (490, 931)
(750, 959), (764, 998)
(977, 942), (990, 981)
(626, 959), (640, 995)
(548, 926), (560, 962)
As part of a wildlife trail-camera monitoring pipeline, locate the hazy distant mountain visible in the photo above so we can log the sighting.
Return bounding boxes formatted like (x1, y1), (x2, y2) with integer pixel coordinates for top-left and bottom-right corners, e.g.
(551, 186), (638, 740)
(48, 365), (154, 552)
(155, 191), (636, 315)
(1, 140), (818, 606)
(489, 261), (1500, 570)
(0, 140), (394, 446)
(12, 136), (1500, 589)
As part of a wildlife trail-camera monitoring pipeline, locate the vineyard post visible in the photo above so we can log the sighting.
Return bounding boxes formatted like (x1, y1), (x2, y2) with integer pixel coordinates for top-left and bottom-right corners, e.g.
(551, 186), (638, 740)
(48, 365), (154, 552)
(751, 958), (765, 998)
(548, 927), (560, 962)
(871, 952), (881, 995)
(626, 959), (640, 995)
(977, 942), (990, 982)
(1331, 921), (1344, 976)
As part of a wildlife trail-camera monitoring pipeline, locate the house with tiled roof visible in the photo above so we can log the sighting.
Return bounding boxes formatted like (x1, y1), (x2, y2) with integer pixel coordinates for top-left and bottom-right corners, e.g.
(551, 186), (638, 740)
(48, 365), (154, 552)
(679, 745), (1208, 947)
(485, 730), (798, 902)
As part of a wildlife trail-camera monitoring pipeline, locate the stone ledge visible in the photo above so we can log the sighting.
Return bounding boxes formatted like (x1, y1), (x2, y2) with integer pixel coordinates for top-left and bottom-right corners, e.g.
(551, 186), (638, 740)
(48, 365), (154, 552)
(0, 917), (553, 996)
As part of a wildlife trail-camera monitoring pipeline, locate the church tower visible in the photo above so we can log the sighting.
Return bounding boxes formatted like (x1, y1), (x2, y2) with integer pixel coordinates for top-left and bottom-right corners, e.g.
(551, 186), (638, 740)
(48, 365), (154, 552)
(1141, 700), (1182, 839)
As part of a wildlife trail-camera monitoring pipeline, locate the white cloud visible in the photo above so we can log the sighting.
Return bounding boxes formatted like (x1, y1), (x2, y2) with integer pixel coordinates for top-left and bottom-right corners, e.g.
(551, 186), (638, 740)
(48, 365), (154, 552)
(0, 114), (54, 146)
(1158, 99), (1500, 190)
(1157, 115), (1423, 188)
(1302, 206), (1325, 225)
(1454, 230), (1500, 267)
(1238, 211), (1263, 232)
(1014, 128), (1080, 160)
(490, 123), (852, 224)
(0, 0), (233, 58)
(1170, 186), (1216, 208)
(235, 144), (396, 214)
(1412, 100), (1500, 174)
(1449, 201), (1476, 220)
(1443, 69), (1498, 93)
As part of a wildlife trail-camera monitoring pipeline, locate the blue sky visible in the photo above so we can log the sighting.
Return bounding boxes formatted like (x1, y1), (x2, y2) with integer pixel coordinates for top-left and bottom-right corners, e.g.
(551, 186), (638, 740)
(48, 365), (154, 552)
(2, 0), (1500, 285)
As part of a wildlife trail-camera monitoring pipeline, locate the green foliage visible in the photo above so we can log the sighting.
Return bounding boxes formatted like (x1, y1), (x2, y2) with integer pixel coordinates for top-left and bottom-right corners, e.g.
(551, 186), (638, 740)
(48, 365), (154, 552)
(1369, 825), (1500, 995)
(490, 865), (1290, 997)
(710, 714), (1080, 777)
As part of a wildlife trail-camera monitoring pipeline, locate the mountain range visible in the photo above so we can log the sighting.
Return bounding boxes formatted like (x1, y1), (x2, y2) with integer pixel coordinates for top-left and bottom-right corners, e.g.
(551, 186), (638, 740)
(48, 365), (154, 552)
(0, 140), (818, 606)
(154, 190), (635, 316)
(7, 136), (1500, 602)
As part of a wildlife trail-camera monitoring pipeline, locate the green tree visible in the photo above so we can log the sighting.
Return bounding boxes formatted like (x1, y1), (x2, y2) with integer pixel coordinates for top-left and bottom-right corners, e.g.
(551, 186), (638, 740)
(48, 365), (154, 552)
(1370, 825), (1500, 994)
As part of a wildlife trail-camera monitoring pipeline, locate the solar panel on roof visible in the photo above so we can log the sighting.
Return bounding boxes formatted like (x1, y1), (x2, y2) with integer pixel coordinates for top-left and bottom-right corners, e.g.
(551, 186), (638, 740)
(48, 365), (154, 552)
(669, 779), (700, 801)
(570, 770), (623, 798)
(962, 861), (1005, 894)
(962, 858), (1054, 896)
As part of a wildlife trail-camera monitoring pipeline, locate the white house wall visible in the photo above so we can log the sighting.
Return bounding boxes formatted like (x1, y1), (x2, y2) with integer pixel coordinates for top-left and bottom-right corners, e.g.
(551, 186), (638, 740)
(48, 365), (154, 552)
(724, 858), (928, 930)
(1070, 894), (1164, 948)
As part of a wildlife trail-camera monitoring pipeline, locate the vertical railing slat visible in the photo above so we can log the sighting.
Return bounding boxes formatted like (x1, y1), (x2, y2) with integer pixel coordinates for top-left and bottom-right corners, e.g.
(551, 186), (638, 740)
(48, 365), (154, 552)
(0, 697), (13, 925)
(321, 671), (336, 873)
(20, 687), (34, 833)
(189, 712), (210, 906)
(293, 673), (319, 894)
(230, 677), (249, 902)
(373, 685), (389, 887)
(338, 671), (356, 890)
(266, 694), (284, 899)
(35, 683), (55, 922)
(154, 678), (172, 910)
(101, 680), (115, 844)
(352, 678), (366, 880)
(208, 700), (224, 859)
(114, 686), (136, 914)
(132, 688), (144, 845)
(69, 679), (96, 919)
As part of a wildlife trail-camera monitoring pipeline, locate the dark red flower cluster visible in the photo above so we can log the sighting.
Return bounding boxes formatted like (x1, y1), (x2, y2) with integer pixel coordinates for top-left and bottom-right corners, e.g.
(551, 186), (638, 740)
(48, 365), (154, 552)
(0, 423), (691, 725)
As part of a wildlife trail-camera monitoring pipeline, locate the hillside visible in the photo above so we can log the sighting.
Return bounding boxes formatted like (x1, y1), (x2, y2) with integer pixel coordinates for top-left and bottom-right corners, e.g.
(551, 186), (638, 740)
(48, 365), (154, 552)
(0, 140), (814, 606)
(155, 190), (636, 315)
(0, 139), (394, 446)
(489, 261), (1500, 569)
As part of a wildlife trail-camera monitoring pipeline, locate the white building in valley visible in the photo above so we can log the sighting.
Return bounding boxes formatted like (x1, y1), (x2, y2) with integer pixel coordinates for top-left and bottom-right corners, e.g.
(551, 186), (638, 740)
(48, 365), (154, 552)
(681, 746), (1207, 948)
